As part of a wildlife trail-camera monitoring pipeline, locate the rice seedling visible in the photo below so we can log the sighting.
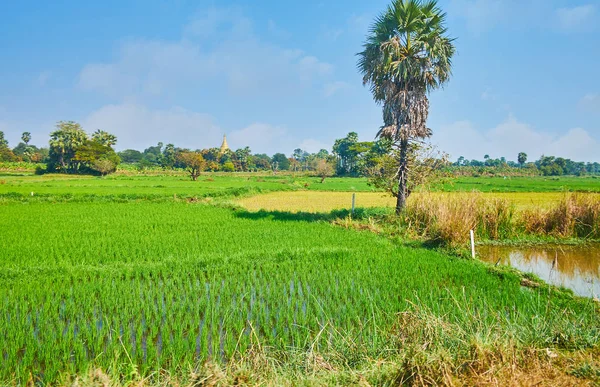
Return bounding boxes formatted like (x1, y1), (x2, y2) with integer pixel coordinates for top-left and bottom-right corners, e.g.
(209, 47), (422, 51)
(0, 201), (598, 385)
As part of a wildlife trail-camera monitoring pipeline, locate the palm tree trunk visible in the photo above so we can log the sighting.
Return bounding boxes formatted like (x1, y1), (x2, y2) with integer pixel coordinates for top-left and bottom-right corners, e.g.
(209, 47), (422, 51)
(395, 138), (409, 215)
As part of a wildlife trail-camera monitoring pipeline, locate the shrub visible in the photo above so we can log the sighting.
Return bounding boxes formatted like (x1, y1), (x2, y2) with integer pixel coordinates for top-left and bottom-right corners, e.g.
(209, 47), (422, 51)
(35, 165), (47, 175)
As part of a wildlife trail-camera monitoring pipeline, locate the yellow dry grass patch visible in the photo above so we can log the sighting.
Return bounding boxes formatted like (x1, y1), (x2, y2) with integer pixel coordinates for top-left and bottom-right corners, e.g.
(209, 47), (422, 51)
(239, 191), (394, 212)
(238, 191), (588, 213)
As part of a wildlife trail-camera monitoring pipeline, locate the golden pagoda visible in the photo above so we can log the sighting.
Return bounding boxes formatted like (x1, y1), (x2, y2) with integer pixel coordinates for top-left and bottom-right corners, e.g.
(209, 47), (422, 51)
(219, 134), (230, 154)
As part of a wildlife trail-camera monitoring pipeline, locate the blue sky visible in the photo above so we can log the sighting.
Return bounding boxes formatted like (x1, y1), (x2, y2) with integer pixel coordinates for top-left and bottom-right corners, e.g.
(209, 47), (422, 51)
(1, 0), (599, 161)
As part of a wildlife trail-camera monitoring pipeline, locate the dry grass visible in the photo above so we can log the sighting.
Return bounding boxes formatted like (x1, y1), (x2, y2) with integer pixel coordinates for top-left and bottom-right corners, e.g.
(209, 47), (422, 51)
(402, 193), (515, 246)
(238, 191), (396, 212)
(237, 191), (582, 213)
(401, 193), (600, 246)
(522, 194), (600, 239)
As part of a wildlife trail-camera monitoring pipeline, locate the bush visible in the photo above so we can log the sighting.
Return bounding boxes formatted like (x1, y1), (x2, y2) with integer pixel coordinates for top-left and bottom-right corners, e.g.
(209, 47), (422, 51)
(35, 165), (47, 175)
(222, 162), (235, 172)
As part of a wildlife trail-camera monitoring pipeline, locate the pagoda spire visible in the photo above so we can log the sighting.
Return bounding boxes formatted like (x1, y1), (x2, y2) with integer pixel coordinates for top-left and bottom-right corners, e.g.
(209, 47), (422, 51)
(219, 134), (230, 154)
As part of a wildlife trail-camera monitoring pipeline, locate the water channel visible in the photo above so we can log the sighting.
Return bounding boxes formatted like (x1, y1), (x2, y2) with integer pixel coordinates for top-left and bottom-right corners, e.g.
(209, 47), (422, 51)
(478, 244), (600, 298)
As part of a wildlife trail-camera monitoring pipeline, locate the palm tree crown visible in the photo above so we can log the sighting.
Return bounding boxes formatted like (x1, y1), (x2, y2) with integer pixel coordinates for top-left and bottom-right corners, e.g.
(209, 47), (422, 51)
(358, 0), (454, 142)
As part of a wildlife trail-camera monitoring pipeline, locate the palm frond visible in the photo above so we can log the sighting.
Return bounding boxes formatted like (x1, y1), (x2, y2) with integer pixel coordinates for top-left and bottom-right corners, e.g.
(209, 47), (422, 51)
(357, 0), (455, 141)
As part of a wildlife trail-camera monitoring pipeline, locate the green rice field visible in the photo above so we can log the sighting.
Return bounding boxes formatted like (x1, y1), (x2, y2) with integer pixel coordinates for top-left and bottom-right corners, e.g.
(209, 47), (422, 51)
(1, 174), (599, 385)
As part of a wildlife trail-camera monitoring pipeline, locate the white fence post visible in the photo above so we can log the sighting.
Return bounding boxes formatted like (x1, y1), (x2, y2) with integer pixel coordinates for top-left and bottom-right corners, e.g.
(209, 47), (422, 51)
(470, 230), (476, 258)
(351, 193), (356, 216)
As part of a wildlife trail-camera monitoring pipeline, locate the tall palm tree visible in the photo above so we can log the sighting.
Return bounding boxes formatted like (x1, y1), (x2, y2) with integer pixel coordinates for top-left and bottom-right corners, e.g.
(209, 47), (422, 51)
(358, 0), (454, 213)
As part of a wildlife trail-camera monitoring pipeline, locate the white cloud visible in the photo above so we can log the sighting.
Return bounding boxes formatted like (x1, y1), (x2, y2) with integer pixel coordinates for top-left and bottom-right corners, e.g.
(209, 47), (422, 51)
(78, 9), (333, 99)
(556, 5), (596, 30)
(0, 118), (54, 148)
(322, 27), (344, 41)
(83, 103), (222, 151)
(448, 1), (595, 33)
(480, 89), (496, 101)
(347, 13), (370, 33)
(37, 71), (51, 86)
(433, 115), (600, 162)
(580, 93), (600, 112)
(449, 0), (506, 33)
(83, 103), (322, 155)
(228, 123), (290, 155)
(267, 19), (290, 39)
(298, 138), (330, 153)
(228, 123), (333, 155)
(323, 81), (350, 97)
(79, 39), (210, 98)
(184, 7), (252, 38)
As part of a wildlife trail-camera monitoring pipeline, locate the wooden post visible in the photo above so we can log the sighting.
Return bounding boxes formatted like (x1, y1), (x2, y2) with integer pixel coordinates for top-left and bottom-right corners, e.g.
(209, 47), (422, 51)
(470, 230), (476, 258)
(351, 193), (356, 216)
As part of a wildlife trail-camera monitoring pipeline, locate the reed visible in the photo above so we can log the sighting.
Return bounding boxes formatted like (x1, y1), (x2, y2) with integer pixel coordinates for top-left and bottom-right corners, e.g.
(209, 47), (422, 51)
(399, 192), (600, 246)
(521, 193), (600, 239)
(402, 192), (515, 246)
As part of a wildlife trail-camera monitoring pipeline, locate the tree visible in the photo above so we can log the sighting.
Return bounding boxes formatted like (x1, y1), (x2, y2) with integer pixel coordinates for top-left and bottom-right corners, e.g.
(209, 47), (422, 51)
(0, 131), (19, 162)
(142, 143), (163, 165)
(235, 147), (252, 171)
(13, 142), (40, 162)
(358, 0), (454, 213)
(118, 149), (143, 163)
(316, 149), (329, 159)
(21, 132), (31, 145)
(222, 161), (235, 172)
(368, 143), (448, 197)
(93, 159), (118, 176)
(253, 154), (271, 170)
(48, 121), (88, 172)
(91, 130), (117, 147)
(48, 122), (119, 174)
(0, 131), (7, 148)
(160, 144), (177, 169)
(177, 151), (206, 180)
(292, 148), (309, 170)
(315, 159), (335, 183)
(73, 139), (120, 175)
(333, 132), (360, 175)
(271, 153), (290, 171)
(517, 152), (527, 167)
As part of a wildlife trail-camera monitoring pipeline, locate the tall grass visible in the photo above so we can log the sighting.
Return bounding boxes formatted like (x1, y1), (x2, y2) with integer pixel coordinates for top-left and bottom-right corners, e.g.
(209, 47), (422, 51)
(402, 193), (515, 246)
(522, 193), (600, 239)
(401, 192), (600, 246)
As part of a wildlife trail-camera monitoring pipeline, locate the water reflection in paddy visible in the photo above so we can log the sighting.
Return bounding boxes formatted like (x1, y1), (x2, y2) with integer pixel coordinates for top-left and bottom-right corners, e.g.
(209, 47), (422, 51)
(478, 244), (600, 298)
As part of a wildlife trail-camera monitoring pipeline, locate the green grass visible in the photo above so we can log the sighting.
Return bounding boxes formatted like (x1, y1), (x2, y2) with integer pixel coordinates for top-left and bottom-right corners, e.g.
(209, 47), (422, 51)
(0, 201), (598, 384)
(1, 174), (599, 384)
(434, 176), (600, 192)
(2, 174), (598, 203)
(0, 174), (376, 200)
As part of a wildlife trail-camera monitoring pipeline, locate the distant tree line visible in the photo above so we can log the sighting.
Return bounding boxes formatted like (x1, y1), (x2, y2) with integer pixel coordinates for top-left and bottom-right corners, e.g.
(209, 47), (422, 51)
(452, 153), (600, 176)
(1, 125), (599, 179)
(116, 143), (336, 177)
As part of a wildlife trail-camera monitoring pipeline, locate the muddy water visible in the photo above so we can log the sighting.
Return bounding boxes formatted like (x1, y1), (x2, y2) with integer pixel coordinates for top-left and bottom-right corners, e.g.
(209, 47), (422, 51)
(478, 244), (600, 298)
